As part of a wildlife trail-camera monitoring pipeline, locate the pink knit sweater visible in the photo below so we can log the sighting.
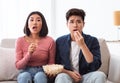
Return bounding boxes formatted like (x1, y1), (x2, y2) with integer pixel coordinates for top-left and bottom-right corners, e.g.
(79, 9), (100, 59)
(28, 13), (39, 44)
(15, 36), (56, 69)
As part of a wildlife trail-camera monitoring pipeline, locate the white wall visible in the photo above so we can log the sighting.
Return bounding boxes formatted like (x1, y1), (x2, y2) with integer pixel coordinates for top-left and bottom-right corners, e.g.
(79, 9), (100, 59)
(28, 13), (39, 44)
(0, 0), (52, 40)
(0, 0), (120, 41)
(55, 0), (120, 40)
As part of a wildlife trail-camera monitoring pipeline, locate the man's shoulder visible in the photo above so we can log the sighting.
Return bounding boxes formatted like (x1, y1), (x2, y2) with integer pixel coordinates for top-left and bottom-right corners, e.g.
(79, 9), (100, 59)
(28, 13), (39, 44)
(83, 33), (99, 46)
(56, 34), (70, 41)
(83, 33), (98, 41)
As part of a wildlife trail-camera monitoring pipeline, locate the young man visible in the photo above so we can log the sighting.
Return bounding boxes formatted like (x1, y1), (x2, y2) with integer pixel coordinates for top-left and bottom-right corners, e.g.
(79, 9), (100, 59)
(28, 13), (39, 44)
(55, 8), (106, 83)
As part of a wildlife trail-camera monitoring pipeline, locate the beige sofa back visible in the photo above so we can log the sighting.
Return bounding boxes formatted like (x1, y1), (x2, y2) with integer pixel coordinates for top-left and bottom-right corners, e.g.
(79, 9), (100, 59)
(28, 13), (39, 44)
(98, 38), (110, 76)
(0, 39), (16, 48)
(0, 38), (110, 82)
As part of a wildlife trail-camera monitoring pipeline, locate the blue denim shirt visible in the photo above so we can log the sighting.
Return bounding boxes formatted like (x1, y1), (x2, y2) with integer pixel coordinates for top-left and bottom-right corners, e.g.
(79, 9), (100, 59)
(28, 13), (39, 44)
(55, 33), (101, 75)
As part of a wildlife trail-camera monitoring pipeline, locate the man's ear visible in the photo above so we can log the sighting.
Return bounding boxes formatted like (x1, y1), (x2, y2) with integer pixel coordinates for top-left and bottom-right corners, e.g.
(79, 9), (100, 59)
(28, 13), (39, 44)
(83, 22), (85, 27)
(84, 21), (85, 25)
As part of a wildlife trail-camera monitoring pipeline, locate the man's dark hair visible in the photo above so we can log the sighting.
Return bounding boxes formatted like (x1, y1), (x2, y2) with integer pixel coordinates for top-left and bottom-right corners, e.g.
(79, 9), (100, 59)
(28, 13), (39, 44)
(66, 8), (86, 22)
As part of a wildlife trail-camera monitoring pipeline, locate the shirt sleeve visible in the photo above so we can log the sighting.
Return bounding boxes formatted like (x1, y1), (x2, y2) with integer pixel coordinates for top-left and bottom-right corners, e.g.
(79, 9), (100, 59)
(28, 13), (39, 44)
(87, 38), (101, 71)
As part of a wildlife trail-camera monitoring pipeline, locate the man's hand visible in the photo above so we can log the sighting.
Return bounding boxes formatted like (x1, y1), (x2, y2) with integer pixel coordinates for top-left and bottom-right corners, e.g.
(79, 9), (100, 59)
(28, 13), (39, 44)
(73, 31), (85, 49)
(69, 71), (82, 83)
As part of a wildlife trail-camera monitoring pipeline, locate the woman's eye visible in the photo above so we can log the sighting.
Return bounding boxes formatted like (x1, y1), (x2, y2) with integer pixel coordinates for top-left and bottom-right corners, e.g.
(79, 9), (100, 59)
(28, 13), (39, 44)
(37, 20), (41, 21)
(30, 19), (34, 21)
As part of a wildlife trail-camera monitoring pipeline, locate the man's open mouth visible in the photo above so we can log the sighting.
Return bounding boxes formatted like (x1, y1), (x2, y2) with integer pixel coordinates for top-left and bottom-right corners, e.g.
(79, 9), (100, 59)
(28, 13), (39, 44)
(73, 29), (78, 31)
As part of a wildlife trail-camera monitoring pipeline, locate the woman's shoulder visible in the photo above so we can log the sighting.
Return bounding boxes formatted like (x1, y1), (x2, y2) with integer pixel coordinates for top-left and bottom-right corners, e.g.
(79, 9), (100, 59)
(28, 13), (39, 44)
(16, 36), (25, 43)
(44, 36), (55, 41)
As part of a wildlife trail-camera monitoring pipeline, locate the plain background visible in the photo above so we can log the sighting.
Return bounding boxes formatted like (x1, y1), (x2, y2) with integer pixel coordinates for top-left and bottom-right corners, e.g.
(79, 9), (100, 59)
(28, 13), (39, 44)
(0, 0), (120, 41)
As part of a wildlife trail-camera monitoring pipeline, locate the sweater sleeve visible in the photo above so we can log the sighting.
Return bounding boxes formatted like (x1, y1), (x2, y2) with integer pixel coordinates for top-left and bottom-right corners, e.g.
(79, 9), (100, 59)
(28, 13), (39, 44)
(48, 39), (56, 64)
(15, 37), (31, 70)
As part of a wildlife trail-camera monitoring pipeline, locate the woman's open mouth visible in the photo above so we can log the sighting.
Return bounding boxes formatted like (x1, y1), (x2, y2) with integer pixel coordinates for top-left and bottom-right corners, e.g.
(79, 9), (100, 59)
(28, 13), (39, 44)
(32, 26), (37, 29)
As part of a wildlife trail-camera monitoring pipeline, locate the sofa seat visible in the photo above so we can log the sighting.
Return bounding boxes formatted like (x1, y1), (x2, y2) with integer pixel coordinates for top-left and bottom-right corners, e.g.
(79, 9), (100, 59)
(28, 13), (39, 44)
(107, 80), (114, 83)
(0, 81), (17, 83)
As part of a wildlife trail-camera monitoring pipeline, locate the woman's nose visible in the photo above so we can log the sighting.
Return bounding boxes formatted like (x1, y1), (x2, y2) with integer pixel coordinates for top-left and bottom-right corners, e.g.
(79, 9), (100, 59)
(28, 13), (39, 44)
(33, 20), (37, 24)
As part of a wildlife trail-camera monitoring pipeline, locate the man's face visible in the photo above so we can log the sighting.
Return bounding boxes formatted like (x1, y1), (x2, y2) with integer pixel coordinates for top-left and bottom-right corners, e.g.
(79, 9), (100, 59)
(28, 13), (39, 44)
(67, 15), (84, 37)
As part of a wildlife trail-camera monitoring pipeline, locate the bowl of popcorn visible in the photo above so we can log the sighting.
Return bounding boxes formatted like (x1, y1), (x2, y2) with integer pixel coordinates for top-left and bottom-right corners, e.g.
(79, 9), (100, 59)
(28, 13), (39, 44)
(43, 64), (63, 75)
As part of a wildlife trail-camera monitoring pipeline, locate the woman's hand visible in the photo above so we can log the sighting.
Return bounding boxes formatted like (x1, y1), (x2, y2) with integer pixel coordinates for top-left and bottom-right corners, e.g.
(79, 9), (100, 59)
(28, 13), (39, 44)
(28, 43), (37, 54)
(46, 72), (56, 78)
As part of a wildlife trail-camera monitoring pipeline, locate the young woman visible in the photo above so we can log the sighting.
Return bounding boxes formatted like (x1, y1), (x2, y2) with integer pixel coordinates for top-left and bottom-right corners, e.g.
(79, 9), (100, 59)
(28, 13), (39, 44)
(15, 11), (56, 83)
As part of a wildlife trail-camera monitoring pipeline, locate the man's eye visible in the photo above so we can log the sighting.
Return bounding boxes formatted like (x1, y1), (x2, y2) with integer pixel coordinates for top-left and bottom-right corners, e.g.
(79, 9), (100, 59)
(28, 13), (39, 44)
(77, 20), (81, 23)
(69, 20), (74, 23)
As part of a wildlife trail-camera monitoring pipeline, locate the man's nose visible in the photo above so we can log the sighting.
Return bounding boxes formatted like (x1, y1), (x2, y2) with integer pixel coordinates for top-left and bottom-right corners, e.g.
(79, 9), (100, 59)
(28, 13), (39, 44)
(73, 22), (78, 27)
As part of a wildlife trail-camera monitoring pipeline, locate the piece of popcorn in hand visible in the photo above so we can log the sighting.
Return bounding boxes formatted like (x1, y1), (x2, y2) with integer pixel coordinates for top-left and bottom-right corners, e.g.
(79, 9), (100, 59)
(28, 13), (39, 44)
(43, 64), (63, 75)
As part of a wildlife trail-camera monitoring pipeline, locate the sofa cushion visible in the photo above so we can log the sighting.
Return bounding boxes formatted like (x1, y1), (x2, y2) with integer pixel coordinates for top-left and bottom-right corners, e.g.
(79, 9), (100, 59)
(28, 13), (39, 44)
(0, 39), (16, 48)
(108, 54), (120, 83)
(98, 38), (110, 76)
(0, 47), (19, 81)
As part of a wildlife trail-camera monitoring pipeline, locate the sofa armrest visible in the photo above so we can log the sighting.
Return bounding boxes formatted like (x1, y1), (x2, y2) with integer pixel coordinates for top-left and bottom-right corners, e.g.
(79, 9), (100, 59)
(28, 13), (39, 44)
(107, 54), (120, 83)
(0, 47), (19, 81)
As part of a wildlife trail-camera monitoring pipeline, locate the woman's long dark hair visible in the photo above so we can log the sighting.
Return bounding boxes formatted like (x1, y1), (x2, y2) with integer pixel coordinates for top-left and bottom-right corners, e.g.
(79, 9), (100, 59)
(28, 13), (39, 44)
(23, 11), (48, 37)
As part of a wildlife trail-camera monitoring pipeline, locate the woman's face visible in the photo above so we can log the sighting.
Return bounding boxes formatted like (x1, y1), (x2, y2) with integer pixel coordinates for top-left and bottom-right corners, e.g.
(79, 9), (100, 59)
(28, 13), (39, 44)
(67, 15), (84, 39)
(28, 14), (42, 35)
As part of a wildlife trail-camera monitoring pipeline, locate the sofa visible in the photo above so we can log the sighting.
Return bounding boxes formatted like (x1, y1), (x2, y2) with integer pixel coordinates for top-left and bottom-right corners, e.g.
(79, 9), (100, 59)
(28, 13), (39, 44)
(0, 38), (120, 83)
